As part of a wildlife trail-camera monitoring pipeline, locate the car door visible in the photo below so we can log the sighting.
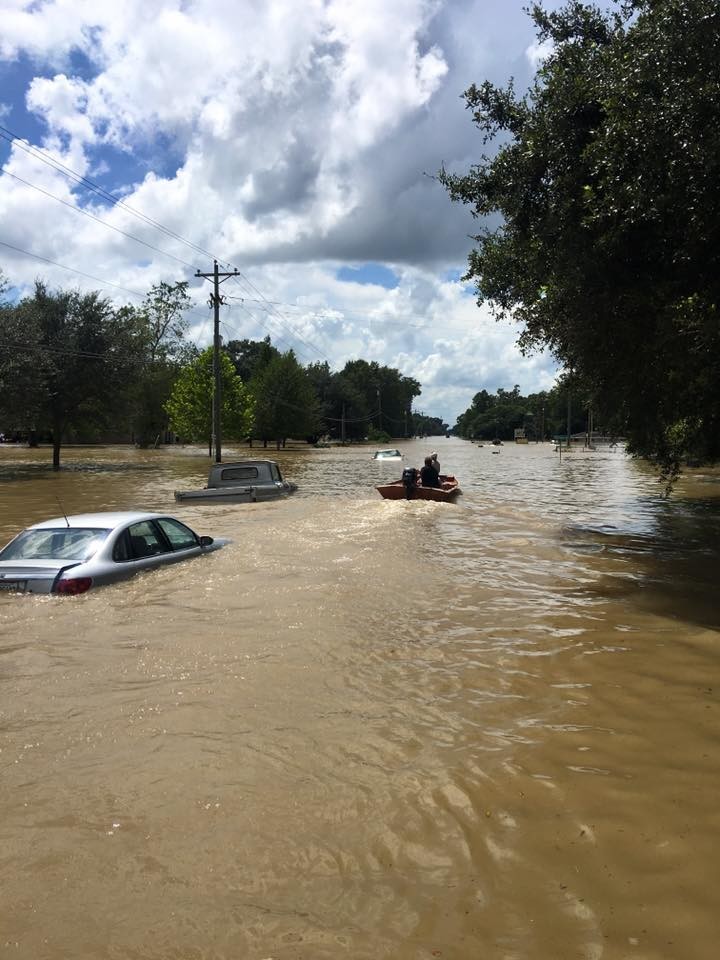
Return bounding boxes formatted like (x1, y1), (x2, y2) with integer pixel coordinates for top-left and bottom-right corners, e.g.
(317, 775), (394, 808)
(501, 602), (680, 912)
(109, 519), (201, 584)
(153, 518), (202, 564)
(111, 520), (173, 577)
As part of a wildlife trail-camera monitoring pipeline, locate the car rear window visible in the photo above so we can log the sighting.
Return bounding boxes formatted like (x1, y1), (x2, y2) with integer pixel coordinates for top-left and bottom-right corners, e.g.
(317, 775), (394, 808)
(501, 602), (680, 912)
(0, 528), (111, 562)
(220, 466), (258, 481)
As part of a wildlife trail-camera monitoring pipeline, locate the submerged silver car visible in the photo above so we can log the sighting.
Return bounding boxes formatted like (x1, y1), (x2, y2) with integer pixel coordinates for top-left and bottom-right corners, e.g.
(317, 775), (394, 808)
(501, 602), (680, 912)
(0, 511), (228, 596)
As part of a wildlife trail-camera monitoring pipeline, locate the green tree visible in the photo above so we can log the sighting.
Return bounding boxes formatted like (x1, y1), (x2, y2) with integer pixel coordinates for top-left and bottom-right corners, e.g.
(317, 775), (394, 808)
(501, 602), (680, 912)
(454, 381), (589, 441)
(164, 347), (254, 448)
(127, 281), (195, 447)
(339, 360), (421, 439)
(250, 350), (322, 446)
(304, 361), (334, 432)
(0, 272), (39, 440)
(455, 389), (494, 439)
(440, 0), (720, 477)
(226, 336), (280, 383)
(454, 386), (525, 440)
(321, 368), (373, 441)
(411, 411), (448, 438)
(0, 280), (143, 469)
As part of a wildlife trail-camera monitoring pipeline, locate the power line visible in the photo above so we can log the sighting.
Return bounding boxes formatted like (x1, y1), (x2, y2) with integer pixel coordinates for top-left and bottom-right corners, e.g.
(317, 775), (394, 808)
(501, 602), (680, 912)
(0, 237), (323, 367)
(1, 125), (265, 293)
(0, 239), (217, 346)
(0, 124), (219, 264)
(2, 124), (447, 355)
(224, 290), (330, 363)
(2, 131), (335, 360)
(224, 295), (500, 331)
(0, 238), (145, 299)
(3, 169), (196, 270)
(227, 274), (330, 363)
(3, 338), (139, 362)
(1, 123), (450, 363)
(219, 305), (302, 359)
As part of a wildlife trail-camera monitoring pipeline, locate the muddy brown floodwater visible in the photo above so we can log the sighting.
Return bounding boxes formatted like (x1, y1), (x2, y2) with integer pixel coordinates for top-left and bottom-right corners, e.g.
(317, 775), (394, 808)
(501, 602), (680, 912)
(0, 438), (718, 960)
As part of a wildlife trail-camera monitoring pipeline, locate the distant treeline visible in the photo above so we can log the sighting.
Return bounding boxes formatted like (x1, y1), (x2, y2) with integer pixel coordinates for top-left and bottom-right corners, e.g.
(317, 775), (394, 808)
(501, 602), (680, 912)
(452, 381), (594, 442)
(0, 273), (445, 470)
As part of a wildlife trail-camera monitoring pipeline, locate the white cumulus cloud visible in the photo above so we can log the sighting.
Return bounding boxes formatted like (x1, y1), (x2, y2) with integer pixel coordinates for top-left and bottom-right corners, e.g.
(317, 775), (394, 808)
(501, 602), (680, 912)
(0, 0), (565, 425)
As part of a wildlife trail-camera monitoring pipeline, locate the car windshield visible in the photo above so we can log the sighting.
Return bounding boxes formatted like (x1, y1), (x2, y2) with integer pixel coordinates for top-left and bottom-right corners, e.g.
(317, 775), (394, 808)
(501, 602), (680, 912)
(0, 527), (112, 562)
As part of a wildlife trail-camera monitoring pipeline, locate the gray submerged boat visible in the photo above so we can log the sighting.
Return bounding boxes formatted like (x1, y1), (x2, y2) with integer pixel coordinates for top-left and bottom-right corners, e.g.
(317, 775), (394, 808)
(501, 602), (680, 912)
(174, 459), (297, 504)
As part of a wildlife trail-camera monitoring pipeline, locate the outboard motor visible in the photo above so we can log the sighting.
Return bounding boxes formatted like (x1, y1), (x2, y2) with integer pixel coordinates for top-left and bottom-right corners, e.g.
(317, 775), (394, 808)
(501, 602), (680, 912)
(401, 466), (418, 499)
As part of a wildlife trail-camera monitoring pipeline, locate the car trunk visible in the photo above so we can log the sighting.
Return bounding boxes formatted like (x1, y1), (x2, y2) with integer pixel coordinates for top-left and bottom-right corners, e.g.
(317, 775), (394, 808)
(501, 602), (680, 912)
(0, 560), (80, 595)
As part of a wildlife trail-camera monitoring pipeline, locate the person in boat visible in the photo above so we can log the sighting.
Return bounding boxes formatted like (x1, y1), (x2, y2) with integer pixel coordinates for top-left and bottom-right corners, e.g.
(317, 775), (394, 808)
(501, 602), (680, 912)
(420, 455), (441, 488)
(430, 451), (441, 476)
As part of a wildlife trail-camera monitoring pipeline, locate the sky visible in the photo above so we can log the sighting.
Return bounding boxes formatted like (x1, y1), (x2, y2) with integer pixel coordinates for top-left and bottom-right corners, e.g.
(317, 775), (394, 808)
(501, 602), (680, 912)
(0, 0), (567, 427)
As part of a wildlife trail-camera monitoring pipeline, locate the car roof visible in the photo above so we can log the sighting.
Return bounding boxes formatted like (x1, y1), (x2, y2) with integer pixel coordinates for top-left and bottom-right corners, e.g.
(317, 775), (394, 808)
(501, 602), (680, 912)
(29, 511), (167, 530)
(212, 460), (278, 467)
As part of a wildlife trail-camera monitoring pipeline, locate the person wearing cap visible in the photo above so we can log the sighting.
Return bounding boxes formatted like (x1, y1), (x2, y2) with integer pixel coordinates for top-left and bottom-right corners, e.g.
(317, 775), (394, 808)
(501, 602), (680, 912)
(420, 455), (441, 488)
(430, 451), (441, 476)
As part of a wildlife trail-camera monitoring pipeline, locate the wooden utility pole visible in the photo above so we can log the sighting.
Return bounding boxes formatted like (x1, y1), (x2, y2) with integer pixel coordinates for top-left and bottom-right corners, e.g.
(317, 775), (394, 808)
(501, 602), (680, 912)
(195, 261), (239, 462)
(566, 387), (572, 450)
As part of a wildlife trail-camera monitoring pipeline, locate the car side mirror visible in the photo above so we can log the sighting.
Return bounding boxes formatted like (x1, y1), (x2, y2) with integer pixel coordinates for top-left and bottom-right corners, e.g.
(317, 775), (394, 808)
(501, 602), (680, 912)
(199, 535), (214, 547)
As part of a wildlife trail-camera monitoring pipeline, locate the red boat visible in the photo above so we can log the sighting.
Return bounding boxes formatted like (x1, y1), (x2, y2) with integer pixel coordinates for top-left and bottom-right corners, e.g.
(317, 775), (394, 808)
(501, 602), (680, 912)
(376, 472), (461, 501)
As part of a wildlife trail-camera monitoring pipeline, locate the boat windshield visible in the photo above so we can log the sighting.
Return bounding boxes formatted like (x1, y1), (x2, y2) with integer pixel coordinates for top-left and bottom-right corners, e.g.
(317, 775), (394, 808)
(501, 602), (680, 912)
(0, 528), (112, 562)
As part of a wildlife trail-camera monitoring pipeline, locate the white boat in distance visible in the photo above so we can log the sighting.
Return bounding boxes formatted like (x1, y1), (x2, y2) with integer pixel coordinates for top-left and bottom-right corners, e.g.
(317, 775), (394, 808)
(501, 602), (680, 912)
(372, 449), (403, 461)
(174, 459), (297, 504)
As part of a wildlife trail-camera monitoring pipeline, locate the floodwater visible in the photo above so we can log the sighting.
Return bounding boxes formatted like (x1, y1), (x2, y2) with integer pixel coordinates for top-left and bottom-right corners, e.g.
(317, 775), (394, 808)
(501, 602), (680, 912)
(0, 438), (718, 960)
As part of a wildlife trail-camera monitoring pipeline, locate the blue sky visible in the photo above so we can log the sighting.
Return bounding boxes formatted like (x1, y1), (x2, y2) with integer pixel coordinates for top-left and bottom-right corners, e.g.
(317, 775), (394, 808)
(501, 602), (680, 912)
(336, 264), (399, 289)
(0, 0), (566, 425)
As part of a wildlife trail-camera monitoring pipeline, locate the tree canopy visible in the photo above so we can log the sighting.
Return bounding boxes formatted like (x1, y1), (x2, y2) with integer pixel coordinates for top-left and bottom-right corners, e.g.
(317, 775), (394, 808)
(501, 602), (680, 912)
(124, 280), (196, 447)
(0, 281), (144, 468)
(330, 359), (422, 441)
(440, 0), (720, 476)
(250, 350), (322, 445)
(164, 347), (254, 447)
(226, 336), (281, 383)
(453, 379), (588, 442)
